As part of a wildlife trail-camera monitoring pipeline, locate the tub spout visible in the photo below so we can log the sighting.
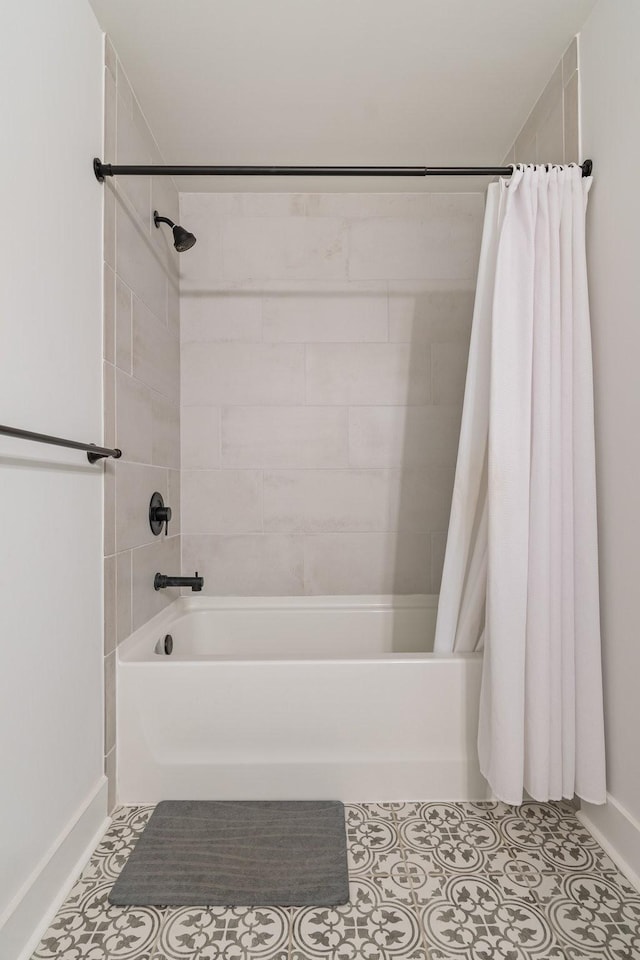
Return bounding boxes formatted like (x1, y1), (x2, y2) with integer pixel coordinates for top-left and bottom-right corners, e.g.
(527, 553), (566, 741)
(154, 572), (204, 592)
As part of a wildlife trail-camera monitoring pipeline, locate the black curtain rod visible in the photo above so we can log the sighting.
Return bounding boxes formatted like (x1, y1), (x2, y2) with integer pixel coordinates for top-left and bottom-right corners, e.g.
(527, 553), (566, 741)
(0, 423), (122, 463)
(94, 158), (593, 181)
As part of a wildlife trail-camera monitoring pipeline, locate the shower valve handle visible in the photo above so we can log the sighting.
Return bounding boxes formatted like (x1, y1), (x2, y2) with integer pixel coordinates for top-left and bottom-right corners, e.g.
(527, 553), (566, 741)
(149, 491), (172, 536)
(154, 505), (171, 534)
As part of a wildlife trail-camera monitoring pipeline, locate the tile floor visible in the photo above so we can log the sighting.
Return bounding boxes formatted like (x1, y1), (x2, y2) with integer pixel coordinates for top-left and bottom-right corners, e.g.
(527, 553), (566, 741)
(32, 801), (640, 959)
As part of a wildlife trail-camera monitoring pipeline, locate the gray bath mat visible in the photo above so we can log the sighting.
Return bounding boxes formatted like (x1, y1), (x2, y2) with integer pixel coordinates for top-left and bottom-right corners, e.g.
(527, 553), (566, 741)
(109, 800), (349, 906)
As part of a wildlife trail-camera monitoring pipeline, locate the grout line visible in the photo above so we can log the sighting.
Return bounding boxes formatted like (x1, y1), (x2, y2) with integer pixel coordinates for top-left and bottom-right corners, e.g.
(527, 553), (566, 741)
(392, 803), (433, 960)
(385, 282), (391, 343)
(287, 905), (294, 960)
(303, 343), (308, 406)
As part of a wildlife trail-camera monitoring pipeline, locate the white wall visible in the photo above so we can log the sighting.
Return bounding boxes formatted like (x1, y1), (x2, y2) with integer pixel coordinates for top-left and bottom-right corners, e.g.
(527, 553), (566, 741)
(579, 0), (640, 883)
(0, 0), (105, 953)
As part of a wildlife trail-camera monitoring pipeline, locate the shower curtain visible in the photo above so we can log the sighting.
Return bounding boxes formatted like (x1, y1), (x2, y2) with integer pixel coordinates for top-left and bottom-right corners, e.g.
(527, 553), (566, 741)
(434, 164), (606, 805)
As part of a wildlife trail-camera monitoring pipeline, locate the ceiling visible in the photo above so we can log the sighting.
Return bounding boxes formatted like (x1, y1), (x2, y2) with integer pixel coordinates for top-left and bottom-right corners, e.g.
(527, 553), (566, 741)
(88, 0), (596, 192)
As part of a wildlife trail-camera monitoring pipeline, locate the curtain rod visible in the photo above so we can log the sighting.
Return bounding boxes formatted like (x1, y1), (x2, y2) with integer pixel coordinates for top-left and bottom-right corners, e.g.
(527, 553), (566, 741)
(93, 158), (593, 181)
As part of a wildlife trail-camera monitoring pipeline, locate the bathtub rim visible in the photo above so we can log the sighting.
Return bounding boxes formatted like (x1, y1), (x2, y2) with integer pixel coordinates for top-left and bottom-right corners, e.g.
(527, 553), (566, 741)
(117, 594), (477, 665)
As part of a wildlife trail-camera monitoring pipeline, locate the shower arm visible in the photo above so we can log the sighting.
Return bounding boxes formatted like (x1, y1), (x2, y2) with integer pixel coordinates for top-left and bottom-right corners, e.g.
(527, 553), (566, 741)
(93, 159), (594, 181)
(153, 213), (177, 229)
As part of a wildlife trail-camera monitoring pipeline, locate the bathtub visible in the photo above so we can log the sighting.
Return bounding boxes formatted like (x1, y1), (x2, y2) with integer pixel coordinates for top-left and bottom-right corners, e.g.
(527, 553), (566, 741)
(117, 595), (487, 803)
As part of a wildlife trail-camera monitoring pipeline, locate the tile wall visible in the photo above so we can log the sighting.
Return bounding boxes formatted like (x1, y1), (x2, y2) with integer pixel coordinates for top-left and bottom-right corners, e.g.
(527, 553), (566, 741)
(102, 38), (181, 810)
(179, 192), (484, 596)
(503, 37), (581, 165)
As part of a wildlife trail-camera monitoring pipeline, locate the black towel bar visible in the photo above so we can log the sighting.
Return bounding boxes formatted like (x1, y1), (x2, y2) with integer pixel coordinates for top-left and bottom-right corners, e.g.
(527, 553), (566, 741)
(0, 423), (122, 463)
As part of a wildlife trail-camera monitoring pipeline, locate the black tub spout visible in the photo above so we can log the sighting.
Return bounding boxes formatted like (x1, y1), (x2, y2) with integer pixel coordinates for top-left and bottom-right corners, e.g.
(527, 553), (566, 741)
(154, 572), (204, 592)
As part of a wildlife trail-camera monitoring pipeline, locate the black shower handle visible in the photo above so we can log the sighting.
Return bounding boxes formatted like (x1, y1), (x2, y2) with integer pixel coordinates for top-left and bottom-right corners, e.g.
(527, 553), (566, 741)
(149, 492), (172, 536)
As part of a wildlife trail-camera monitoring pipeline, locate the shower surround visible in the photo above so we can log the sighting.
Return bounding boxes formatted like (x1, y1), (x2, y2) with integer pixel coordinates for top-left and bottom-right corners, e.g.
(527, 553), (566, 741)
(102, 38), (181, 810)
(179, 191), (484, 595)
(101, 36), (486, 810)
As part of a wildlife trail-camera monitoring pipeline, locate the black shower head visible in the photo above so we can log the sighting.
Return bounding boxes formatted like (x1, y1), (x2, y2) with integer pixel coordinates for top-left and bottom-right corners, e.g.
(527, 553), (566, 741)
(153, 210), (197, 252)
(171, 223), (197, 252)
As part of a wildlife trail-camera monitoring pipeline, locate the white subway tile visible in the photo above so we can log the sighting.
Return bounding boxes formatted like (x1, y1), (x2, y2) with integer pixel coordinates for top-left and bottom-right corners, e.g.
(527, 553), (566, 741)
(181, 193), (243, 220)
(181, 293), (263, 342)
(181, 342), (304, 406)
(388, 284), (474, 343)
(182, 534), (304, 596)
(182, 470), (262, 534)
(115, 368), (153, 464)
(105, 652), (116, 754)
(263, 469), (388, 533)
(116, 200), (167, 322)
(306, 343), (430, 405)
(116, 98), (151, 228)
(223, 217), (348, 280)
(115, 461), (168, 551)
(178, 209), (225, 292)
(237, 194), (308, 217)
(168, 275), (180, 339)
(304, 531), (430, 594)
(305, 193), (439, 219)
(116, 550), (132, 645)
(131, 535), (181, 629)
(104, 181), (116, 269)
(349, 406), (462, 468)
(431, 341), (469, 405)
(115, 277), (132, 374)
(104, 555), (116, 656)
(104, 460), (116, 557)
(133, 296), (179, 401)
(105, 747), (116, 814)
(168, 192), (483, 599)
(104, 263), (115, 363)
(222, 406), (348, 468)
(151, 173), (179, 224)
(348, 196), (483, 281)
(181, 406), (221, 469)
(104, 361), (116, 449)
(431, 530), (448, 592)
(151, 394), (180, 468)
(167, 469), (181, 536)
(387, 466), (455, 532)
(151, 176), (180, 281)
(263, 290), (388, 342)
(563, 71), (580, 163)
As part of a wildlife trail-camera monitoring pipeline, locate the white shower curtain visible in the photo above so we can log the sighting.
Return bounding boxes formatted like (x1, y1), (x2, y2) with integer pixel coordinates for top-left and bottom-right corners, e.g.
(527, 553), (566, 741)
(435, 164), (606, 805)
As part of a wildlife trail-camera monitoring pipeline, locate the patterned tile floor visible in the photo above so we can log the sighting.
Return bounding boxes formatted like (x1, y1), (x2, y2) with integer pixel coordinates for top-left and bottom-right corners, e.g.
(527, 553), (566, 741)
(32, 801), (640, 960)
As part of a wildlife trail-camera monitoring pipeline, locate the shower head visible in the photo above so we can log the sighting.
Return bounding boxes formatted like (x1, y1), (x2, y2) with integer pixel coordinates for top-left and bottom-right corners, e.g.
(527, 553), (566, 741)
(153, 210), (197, 252)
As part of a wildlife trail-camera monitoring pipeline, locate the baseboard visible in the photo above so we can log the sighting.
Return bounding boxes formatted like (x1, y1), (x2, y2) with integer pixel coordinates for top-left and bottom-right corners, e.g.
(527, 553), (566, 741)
(578, 792), (640, 892)
(0, 777), (109, 960)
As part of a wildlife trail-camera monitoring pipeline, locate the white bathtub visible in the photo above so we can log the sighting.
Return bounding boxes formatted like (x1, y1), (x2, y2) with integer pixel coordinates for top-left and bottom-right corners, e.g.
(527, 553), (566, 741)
(117, 595), (487, 803)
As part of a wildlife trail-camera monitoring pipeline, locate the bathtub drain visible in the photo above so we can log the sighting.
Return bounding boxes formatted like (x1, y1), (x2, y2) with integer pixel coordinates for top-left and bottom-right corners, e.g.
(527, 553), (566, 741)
(155, 634), (173, 656)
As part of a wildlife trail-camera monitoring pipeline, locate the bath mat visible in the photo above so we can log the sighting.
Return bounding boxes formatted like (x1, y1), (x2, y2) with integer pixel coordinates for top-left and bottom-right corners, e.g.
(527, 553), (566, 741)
(109, 800), (349, 906)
